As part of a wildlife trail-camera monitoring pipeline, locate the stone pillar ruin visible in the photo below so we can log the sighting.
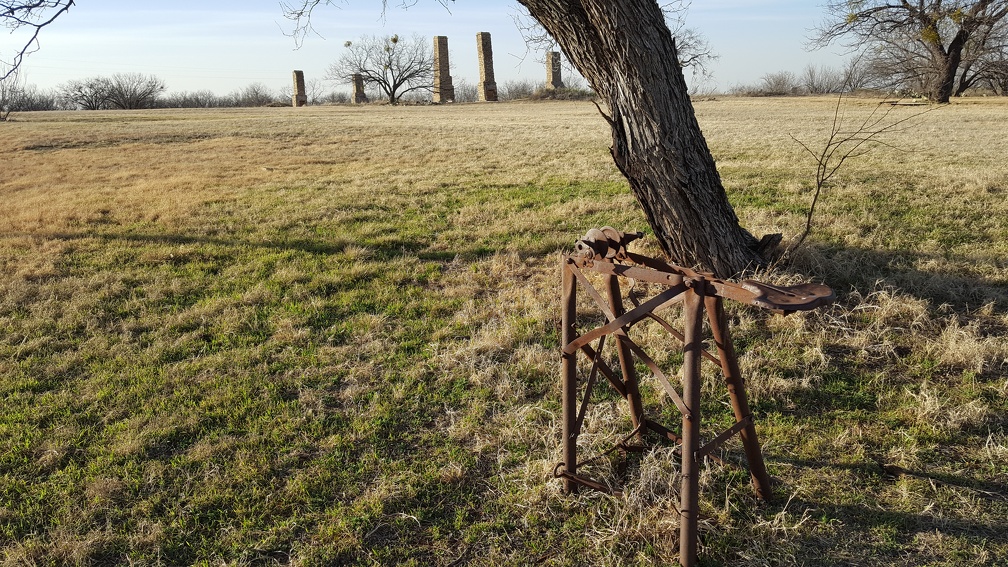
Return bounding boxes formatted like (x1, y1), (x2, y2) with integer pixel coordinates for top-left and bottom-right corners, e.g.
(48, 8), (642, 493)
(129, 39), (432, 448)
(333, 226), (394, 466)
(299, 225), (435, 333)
(433, 35), (455, 103)
(546, 51), (564, 90)
(476, 32), (498, 102)
(352, 73), (368, 104)
(292, 70), (308, 107)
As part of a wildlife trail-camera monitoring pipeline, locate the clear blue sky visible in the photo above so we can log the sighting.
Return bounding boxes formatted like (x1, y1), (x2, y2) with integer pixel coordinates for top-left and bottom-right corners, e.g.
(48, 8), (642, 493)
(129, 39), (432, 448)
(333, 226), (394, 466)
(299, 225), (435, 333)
(6, 1), (849, 95)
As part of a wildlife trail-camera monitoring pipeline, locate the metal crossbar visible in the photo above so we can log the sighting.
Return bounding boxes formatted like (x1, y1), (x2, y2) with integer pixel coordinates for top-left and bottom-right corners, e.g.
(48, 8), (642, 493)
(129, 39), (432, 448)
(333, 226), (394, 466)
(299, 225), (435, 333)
(558, 227), (834, 567)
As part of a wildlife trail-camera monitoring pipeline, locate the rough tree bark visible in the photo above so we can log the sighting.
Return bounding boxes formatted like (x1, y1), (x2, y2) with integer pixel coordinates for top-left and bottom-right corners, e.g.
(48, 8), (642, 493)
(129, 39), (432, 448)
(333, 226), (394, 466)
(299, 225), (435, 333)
(517, 0), (769, 277)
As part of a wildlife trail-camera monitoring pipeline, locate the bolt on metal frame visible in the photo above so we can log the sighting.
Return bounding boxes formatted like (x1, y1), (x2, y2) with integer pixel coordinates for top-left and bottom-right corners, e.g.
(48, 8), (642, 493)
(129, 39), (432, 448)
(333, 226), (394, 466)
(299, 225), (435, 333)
(557, 227), (834, 567)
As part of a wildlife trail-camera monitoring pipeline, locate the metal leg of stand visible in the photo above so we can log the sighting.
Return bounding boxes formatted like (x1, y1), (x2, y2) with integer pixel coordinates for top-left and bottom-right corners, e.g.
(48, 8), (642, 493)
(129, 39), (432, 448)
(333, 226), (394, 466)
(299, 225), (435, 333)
(605, 274), (645, 438)
(705, 295), (772, 502)
(679, 286), (704, 567)
(561, 259), (579, 494)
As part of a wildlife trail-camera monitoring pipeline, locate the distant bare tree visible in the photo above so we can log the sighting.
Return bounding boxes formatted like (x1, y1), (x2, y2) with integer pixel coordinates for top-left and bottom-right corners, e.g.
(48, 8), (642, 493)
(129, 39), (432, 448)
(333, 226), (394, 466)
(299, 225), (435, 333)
(11, 82), (59, 111)
(452, 78), (479, 103)
(802, 64), (844, 94)
(105, 73), (166, 109)
(305, 78), (325, 105)
(326, 34), (434, 105)
(841, 56), (873, 92)
(0, 64), (21, 120)
(812, 0), (1008, 102)
(662, 0), (718, 81)
(500, 79), (536, 101)
(987, 57), (1008, 92)
(229, 82), (277, 107)
(512, 0), (717, 80)
(1, 0), (74, 81)
(163, 90), (221, 108)
(58, 76), (111, 110)
(760, 70), (801, 95)
(321, 90), (350, 104)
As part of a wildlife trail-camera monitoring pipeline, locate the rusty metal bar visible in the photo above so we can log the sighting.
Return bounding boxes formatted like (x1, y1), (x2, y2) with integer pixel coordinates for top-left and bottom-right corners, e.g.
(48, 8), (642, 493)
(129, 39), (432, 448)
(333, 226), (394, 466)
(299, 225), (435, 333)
(575, 336), (605, 434)
(606, 274), (645, 435)
(563, 284), (687, 355)
(556, 471), (623, 497)
(705, 295), (773, 502)
(644, 418), (683, 443)
(695, 415), (753, 460)
(629, 292), (721, 365)
(561, 257), (578, 495)
(568, 262), (617, 321)
(570, 254), (686, 287)
(613, 330), (690, 417)
(579, 343), (627, 398)
(679, 285), (705, 567)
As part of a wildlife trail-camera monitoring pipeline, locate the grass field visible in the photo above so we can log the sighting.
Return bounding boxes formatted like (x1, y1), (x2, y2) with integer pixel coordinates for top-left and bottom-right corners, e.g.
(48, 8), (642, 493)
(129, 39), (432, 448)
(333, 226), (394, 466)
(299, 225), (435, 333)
(1, 98), (1006, 565)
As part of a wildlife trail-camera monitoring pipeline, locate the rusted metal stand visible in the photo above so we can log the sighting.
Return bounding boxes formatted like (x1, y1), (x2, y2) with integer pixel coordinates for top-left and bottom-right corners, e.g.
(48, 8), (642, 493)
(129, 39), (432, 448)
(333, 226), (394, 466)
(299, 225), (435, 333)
(556, 228), (834, 567)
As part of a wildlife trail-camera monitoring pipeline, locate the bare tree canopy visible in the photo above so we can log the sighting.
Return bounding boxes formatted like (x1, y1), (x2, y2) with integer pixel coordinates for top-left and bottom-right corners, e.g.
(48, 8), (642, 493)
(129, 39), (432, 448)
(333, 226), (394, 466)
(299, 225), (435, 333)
(56, 73), (166, 110)
(1, 0), (75, 81)
(326, 33), (434, 104)
(0, 63), (22, 120)
(284, 1), (769, 277)
(812, 0), (1008, 102)
(58, 76), (111, 110)
(511, 0), (717, 82)
(105, 72), (166, 109)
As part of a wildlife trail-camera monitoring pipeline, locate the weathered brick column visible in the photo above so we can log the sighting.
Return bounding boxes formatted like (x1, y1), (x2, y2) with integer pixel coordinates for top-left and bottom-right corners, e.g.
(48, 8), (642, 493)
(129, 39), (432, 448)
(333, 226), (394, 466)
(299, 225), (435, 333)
(292, 70), (308, 107)
(476, 32), (498, 102)
(352, 73), (368, 104)
(433, 35), (455, 103)
(546, 51), (564, 90)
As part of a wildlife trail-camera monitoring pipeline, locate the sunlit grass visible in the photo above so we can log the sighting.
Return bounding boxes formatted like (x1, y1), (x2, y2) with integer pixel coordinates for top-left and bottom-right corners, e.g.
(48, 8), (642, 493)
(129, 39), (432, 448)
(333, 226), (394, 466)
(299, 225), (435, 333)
(1, 98), (1006, 565)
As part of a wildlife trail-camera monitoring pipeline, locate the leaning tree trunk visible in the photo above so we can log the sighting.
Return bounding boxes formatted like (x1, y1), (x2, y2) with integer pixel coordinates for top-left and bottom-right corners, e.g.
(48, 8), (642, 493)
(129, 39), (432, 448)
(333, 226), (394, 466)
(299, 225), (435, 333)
(518, 0), (769, 277)
(932, 30), (968, 103)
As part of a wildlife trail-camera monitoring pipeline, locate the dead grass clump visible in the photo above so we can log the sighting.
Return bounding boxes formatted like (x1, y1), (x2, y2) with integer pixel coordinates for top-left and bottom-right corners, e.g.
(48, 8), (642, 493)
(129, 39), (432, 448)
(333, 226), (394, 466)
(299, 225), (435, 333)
(925, 318), (1008, 375)
(903, 379), (991, 432)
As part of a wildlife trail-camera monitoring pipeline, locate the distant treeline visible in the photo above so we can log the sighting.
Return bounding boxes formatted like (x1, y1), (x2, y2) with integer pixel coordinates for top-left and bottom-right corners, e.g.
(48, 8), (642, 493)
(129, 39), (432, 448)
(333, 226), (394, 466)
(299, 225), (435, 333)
(2, 72), (597, 114)
(727, 60), (1008, 98)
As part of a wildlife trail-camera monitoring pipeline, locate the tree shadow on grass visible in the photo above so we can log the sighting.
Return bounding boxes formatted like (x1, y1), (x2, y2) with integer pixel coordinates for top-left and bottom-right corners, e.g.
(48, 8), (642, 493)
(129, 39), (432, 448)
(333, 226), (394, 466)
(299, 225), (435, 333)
(5, 227), (573, 265)
(735, 454), (1008, 565)
(797, 243), (1008, 312)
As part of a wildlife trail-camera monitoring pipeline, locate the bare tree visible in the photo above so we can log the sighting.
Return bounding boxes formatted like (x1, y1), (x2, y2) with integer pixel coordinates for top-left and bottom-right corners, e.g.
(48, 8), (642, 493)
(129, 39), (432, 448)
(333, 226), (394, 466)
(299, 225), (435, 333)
(229, 82), (277, 107)
(841, 56), (874, 92)
(661, 0), (718, 81)
(452, 77), (479, 103)
(512, 0), (717, 80)
(163, 89), (222, 108)
(760, 70), (801, 95)
(786, 96), (933, 257)
(813, 0), (1008, 102)
(0, 64), (21, 120)
(105, 73), (166, 109)
(286, 1), (773, 277)
(986, 56), (1008, 92)
(326, 34), (434, 105)
(1, 0), (74, 81)
(58, 76), (111, 110)
(802, 64), (844, 94)
(305, 78), (325, 105)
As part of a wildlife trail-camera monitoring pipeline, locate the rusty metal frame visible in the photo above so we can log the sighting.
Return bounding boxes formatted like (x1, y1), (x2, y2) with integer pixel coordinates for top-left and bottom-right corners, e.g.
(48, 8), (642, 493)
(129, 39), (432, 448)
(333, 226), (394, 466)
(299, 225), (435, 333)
(557, 228), (834, 567)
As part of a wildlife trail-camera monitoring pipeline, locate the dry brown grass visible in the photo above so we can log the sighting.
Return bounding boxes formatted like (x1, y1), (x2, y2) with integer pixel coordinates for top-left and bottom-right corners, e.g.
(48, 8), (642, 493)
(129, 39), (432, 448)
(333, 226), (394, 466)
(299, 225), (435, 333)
(2, 98), (1006, 565)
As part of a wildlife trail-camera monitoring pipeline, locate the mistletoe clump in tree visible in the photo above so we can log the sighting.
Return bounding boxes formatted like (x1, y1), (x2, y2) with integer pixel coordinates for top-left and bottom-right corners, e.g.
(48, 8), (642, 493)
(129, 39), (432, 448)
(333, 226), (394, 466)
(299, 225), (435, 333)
(813, 0), (1008, 102)
(327, 33), (434, 105)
